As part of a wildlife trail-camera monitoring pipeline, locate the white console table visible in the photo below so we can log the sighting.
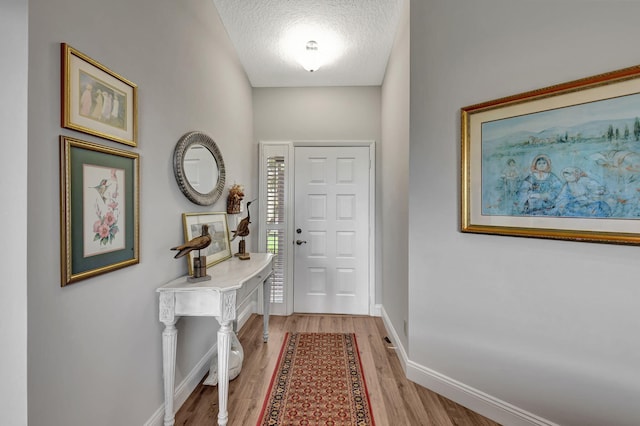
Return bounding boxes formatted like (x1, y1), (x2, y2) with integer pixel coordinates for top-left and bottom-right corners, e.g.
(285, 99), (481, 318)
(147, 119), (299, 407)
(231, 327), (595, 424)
(157, 253), (274, 426)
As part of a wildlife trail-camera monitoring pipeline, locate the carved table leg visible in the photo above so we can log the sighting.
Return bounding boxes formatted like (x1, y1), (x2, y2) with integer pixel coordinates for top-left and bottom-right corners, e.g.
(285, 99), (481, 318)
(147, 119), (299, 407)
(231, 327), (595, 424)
(263, 274), (271, 342)
(159, 292), (178, 426)
(203, 332), (244, 386)
(161, 321), (177, 426)
(217, 321), (232, 426)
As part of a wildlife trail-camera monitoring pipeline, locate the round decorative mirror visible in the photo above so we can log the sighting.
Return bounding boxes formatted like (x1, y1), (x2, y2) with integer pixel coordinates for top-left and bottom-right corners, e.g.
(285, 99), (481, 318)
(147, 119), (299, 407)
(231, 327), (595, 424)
(173, 131), (226, 205)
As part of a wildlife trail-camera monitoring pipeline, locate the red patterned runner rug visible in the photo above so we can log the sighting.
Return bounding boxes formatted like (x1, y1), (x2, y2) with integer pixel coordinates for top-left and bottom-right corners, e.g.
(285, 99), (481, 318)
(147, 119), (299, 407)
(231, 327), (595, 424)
(257, 332), (375, 426)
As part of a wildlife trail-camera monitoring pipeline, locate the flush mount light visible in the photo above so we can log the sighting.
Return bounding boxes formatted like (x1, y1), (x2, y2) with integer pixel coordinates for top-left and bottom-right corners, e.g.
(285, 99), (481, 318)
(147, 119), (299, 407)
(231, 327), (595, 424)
(299, 40), (322, 72)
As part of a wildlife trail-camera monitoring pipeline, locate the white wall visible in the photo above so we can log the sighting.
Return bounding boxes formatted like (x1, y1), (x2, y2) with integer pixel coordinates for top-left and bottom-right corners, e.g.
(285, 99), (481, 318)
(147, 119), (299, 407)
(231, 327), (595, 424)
(409, 1), (640, 425)
(27, 0), (254, 424)
(253, 86), (383, 303)
(0, 1), (28, 425)
(253, 87), (381, 141)
(380, 0), (410, 351)
(23, 0), (640, 424)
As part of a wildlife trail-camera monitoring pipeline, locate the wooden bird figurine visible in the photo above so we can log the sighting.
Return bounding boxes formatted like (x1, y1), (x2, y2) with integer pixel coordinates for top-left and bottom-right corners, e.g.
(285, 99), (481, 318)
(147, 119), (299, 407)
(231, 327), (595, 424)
(171, 224), (211, 259)
(230, 200), (254, 242)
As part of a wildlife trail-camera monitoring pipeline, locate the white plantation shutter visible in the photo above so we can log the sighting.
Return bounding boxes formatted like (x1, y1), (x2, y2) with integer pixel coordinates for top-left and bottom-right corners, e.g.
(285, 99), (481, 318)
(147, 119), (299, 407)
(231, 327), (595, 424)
(259, 142), (293, 315)
(266, 156), (285, 303)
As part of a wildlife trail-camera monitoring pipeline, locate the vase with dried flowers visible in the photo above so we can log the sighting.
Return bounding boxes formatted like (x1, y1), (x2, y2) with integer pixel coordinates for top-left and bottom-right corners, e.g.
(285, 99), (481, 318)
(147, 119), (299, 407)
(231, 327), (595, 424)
(227, 184), (244, 214)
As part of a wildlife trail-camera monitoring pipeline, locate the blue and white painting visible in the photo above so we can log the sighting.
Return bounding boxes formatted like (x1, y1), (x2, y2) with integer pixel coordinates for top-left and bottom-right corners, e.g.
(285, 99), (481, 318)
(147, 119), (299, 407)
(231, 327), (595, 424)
(481, 93), (640, 219)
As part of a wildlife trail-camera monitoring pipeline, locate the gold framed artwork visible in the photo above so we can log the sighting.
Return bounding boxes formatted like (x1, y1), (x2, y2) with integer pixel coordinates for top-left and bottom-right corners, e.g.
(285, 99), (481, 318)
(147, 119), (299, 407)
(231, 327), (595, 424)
(61, 43), (138, 147)
(60, 136), (140, 285)
(461, 64), (640, 245)
(182, 212), (232, 276)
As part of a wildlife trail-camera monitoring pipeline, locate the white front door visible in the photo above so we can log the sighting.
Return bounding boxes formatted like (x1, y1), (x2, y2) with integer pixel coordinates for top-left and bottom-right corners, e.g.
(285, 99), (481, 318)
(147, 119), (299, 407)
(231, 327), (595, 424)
(293, 146), (370, 315)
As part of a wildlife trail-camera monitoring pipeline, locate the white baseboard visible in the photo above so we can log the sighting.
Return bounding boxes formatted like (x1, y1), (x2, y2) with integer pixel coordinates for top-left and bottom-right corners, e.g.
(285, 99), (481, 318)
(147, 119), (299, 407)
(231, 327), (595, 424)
(370, 303), (383, 317)
(144, 343), (215, 426)
(380, 307), (409, 373)
(380, 307), (558, 426)
(145, 302), (258, 426)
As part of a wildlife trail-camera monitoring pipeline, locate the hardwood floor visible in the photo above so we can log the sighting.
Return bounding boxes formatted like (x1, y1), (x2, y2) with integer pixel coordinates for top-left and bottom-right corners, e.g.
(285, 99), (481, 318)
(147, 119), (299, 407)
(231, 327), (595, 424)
(174, 314), (501, 426)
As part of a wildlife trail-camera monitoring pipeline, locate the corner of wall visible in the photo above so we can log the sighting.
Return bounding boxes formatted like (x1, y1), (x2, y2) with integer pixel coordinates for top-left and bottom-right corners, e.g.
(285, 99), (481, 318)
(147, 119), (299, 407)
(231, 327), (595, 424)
(381, 306), (557, 426)
(405, 361), (559, 426)
(380, 306), (409, 374)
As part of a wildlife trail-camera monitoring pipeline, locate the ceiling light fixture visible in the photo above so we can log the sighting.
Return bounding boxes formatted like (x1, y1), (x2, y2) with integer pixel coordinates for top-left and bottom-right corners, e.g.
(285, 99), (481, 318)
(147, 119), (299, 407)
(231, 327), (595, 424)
(299, 40), (321, 72)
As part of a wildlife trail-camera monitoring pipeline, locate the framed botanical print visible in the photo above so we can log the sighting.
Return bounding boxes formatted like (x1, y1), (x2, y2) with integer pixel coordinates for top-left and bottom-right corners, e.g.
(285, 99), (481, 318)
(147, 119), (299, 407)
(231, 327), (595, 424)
(60, 136), (140, 285)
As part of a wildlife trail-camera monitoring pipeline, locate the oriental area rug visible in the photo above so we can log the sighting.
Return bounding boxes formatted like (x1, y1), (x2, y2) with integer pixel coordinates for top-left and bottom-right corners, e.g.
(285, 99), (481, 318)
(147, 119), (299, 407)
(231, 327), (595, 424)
(257, 332), (375, 426)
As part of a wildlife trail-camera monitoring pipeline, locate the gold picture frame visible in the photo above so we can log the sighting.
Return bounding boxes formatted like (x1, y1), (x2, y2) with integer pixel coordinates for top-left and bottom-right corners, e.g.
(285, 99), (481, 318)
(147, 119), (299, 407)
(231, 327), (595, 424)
(60, 136), (140, 285)
(181, 212), (232, 276)
(61, 43), (138, 147)
(461, 64), (640, 245)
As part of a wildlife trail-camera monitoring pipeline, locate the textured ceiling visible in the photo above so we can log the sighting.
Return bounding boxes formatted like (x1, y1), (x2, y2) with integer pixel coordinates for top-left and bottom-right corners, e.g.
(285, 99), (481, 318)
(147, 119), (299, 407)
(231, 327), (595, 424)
(212, 0), (404, 87)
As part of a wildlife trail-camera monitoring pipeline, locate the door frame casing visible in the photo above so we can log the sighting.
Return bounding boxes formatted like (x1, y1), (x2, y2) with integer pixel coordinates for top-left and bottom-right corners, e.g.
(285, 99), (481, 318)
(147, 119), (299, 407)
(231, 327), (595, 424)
(258, 140), (376, 316)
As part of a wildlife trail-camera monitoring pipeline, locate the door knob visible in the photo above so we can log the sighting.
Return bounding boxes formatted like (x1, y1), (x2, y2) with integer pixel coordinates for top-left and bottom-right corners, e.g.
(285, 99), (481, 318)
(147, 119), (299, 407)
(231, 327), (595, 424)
(295, 240), (307, 245)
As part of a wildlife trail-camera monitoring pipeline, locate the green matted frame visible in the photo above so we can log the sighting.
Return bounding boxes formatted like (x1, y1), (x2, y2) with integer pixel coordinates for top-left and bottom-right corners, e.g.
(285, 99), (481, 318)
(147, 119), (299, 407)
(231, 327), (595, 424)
(60, 135), (140, 285)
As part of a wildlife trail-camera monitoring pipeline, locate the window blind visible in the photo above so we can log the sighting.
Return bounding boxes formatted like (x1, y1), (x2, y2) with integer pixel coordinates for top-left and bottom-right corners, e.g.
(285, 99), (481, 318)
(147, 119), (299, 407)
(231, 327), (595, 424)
(266, 156), (285, 304)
